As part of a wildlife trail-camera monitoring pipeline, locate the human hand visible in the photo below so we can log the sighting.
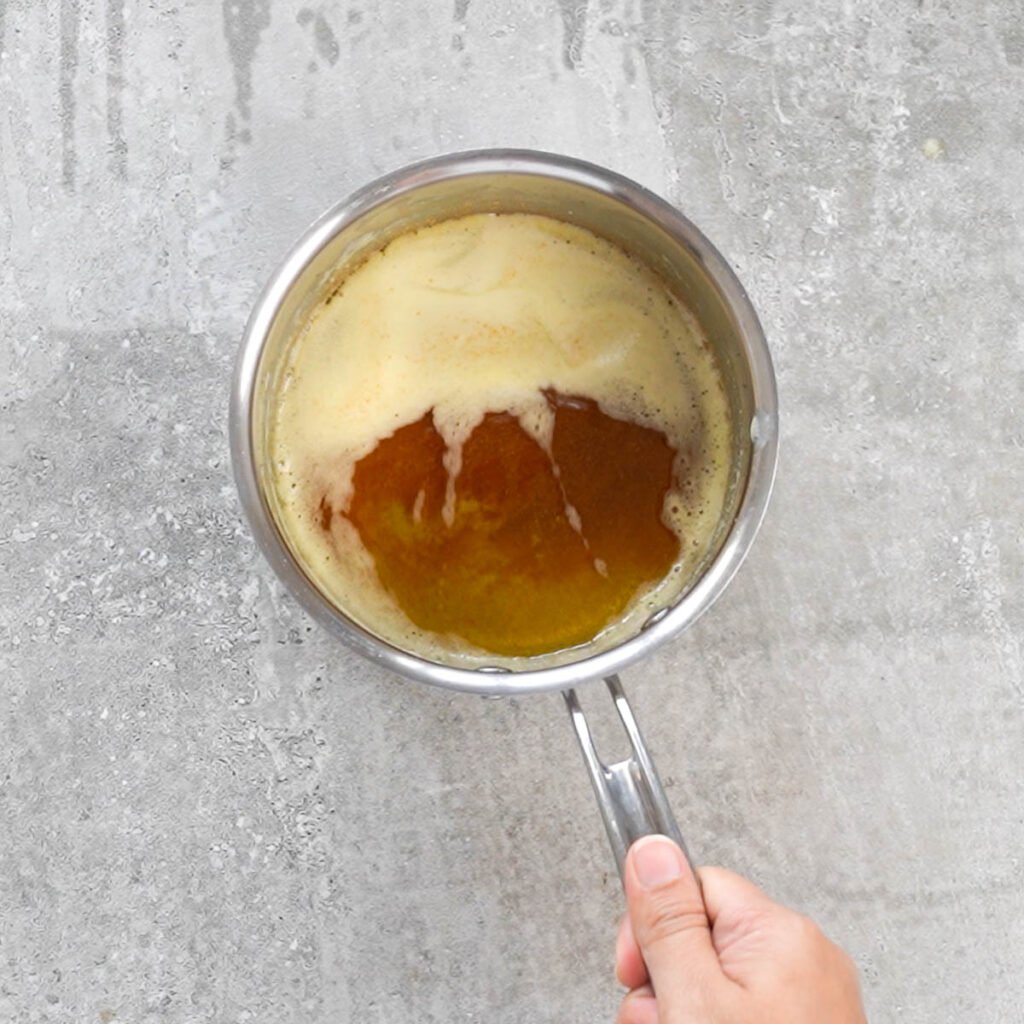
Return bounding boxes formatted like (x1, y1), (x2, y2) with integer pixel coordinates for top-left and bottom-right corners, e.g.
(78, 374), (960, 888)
(615, 835), (866, 1023)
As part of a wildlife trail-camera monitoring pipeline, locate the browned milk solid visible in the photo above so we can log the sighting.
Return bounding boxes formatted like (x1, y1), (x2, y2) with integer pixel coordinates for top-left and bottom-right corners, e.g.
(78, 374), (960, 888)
(269, 213), (733, 667)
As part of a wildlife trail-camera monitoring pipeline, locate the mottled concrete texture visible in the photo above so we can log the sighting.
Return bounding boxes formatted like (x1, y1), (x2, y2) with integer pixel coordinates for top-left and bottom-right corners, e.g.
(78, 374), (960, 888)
(1, 2), (1022, 1021)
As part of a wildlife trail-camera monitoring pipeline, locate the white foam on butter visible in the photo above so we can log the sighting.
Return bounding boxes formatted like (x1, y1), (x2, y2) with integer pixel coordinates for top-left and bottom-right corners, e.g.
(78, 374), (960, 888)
(269, 213), (733, 667)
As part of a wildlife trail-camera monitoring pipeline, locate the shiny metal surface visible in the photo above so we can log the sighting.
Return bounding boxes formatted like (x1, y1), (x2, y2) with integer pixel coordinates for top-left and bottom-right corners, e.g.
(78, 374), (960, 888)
(564, 677), (693, 880)
(229, 148), (778, 697)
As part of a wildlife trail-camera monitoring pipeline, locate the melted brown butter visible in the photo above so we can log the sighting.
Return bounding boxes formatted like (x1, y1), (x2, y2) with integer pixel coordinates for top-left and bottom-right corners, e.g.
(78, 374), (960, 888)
(271, 213), (734, 666)
(321, 392), (680, 656)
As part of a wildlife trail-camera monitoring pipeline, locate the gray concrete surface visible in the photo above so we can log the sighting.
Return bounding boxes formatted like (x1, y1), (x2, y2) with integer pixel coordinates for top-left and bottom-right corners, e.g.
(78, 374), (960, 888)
(2, 1), (1023, 1021)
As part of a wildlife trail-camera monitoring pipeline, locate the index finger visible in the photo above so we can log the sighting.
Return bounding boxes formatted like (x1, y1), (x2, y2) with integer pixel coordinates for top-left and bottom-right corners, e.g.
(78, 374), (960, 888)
(615, 913), (649, 989)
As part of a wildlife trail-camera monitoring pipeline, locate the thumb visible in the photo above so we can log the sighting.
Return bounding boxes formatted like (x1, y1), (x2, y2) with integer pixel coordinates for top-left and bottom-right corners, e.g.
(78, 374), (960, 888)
(624, 835), (723, 1013)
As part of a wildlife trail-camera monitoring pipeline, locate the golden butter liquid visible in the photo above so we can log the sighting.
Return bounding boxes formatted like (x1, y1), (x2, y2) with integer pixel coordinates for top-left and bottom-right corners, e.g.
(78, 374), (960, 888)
(270, 213), (733, 665)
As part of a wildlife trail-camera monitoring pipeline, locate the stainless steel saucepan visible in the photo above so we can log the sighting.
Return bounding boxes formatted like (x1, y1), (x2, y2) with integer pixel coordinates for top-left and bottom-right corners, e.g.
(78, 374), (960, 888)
(229, 150), (778, 878)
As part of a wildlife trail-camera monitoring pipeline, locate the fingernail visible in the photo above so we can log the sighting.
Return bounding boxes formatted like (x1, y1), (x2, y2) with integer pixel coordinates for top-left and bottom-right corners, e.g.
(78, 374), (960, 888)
(632, 835), (684, 889)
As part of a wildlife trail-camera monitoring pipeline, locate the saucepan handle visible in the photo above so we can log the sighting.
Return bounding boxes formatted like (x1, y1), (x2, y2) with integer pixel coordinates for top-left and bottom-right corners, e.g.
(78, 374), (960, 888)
(563, 675), (695, 882)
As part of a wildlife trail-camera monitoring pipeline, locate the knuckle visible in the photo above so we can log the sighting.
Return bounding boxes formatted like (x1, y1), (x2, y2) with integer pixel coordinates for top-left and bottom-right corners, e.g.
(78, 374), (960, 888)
(791, 911), (826, 948)
(638, 889), (708, 947)
(773, 911), (830, 968)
